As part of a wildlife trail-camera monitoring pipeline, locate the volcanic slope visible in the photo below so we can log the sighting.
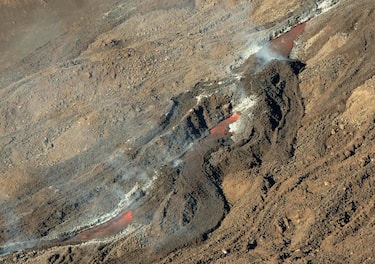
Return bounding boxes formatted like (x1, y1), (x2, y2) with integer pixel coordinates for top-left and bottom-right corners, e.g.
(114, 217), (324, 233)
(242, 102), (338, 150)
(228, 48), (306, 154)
(0, 0), (374, 263)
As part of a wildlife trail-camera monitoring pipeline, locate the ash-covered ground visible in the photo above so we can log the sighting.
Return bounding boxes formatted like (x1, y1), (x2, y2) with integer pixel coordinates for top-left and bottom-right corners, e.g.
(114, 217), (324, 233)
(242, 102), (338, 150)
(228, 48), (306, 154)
(0, 0), (374, 263)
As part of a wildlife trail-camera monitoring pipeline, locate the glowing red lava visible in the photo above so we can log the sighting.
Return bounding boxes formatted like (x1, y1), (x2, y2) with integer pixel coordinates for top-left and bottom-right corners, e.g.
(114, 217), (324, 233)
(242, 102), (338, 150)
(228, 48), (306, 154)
(210, 113), (240, 136)
(69, 210), (133, 241)
(270, 22), (306, 57)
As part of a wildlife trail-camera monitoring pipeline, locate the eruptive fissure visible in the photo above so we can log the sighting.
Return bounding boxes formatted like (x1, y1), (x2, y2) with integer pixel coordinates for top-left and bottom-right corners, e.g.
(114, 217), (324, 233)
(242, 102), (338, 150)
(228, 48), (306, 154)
(1, 1), (334, 257)
(4, 0), (372, 263)
(61, 105), (242, 244)
(1, 19), (308, 256)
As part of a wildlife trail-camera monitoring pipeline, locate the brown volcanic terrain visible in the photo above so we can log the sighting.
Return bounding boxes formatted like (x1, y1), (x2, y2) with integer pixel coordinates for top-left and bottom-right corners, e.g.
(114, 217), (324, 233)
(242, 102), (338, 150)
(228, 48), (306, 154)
(0, 0), (375, 263)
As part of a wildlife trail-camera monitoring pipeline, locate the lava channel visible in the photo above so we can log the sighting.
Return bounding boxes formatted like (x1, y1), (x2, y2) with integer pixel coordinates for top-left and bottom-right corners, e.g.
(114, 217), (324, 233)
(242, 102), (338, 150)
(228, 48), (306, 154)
(67, 210), (133, 242)
(210, 113), (240, 136)
(269, 22), (306, 57)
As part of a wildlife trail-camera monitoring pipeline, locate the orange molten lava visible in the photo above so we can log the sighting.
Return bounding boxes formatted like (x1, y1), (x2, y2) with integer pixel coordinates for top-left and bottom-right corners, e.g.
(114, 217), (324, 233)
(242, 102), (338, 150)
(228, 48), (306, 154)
(70, 210), (133, 241)
(270, 22), (306, 57)
(210, 113), (240, 136)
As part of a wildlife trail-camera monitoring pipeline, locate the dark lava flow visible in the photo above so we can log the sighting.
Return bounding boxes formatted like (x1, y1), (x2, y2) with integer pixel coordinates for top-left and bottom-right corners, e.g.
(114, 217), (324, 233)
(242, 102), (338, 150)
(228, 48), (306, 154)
(63, 114), (241, 243)
(0, 21), (307, 255)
